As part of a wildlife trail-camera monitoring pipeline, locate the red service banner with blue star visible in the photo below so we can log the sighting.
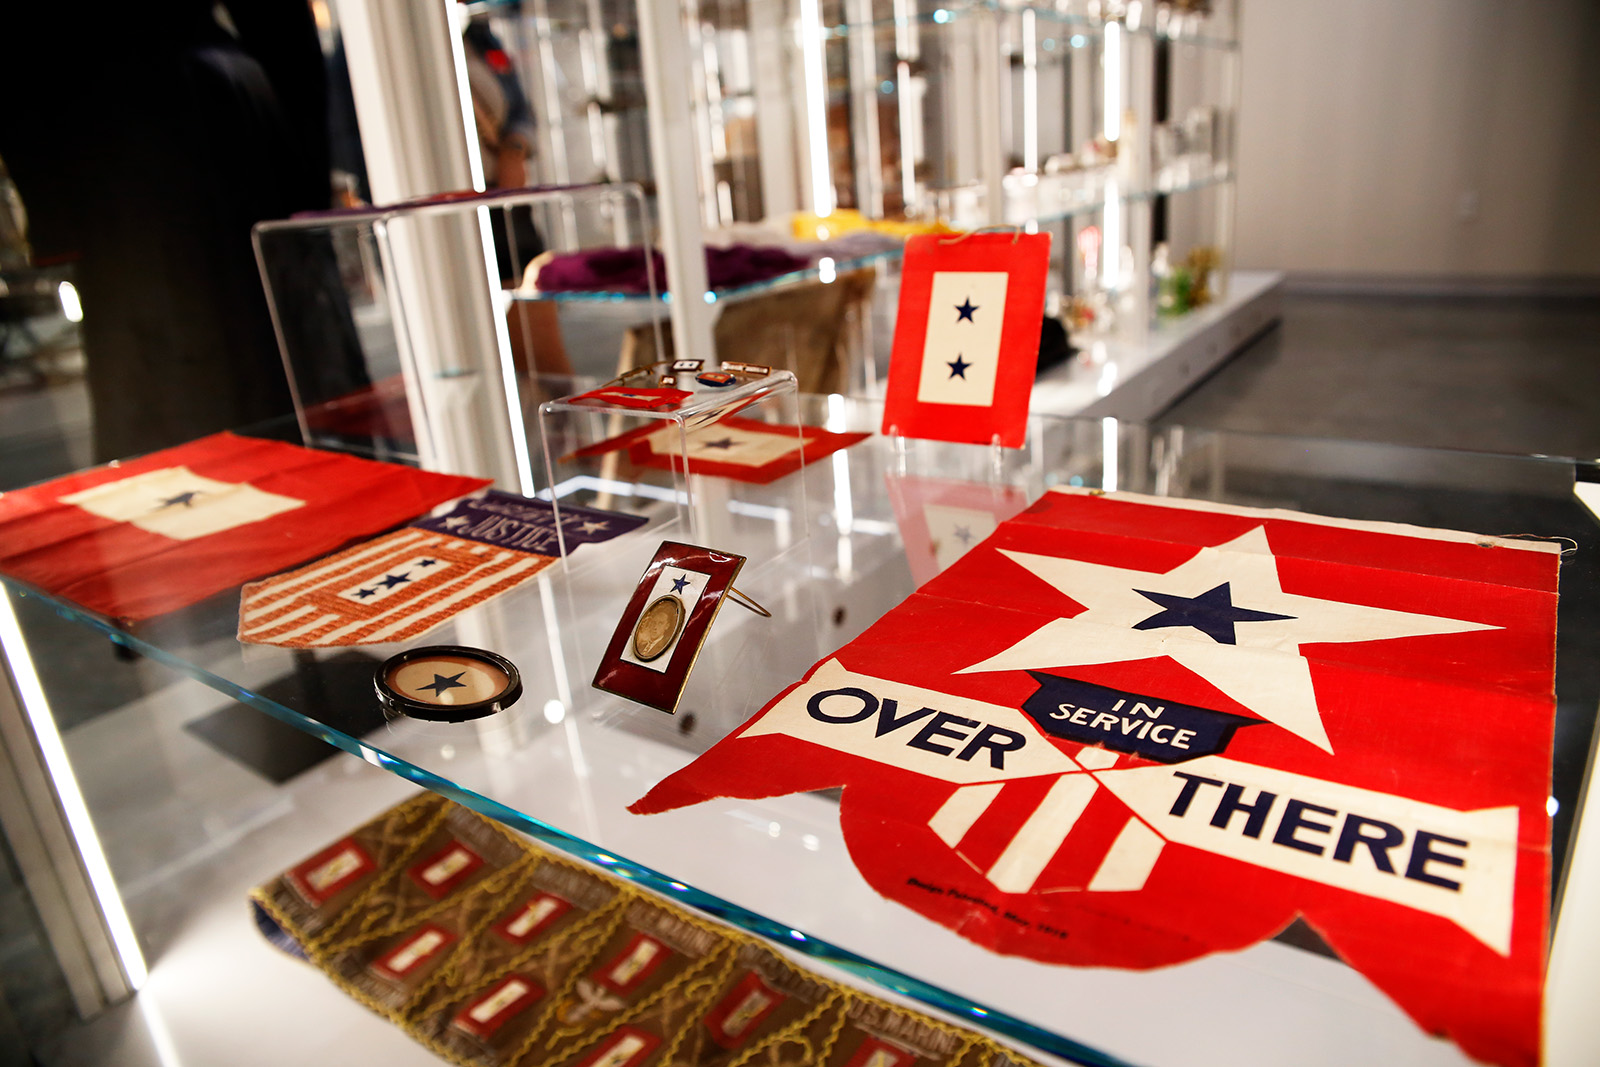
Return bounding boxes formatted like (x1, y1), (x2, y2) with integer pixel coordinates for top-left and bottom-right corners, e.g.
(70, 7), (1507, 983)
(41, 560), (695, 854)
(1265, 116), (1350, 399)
(632, 489), (1561, 1067)
(881, 232), (1051, 449)
(0, 432), (489, 621)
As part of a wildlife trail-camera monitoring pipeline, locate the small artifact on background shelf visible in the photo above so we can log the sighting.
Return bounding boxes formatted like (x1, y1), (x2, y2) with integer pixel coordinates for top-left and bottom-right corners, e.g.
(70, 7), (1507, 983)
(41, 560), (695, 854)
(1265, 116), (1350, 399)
(520, 243), (808, 295)
(375, 645), (522, 722)
(1153, 243), (1221, 317)
(790, 207), (958, 242)
(1184, 245), (1220, 307)
(593, 541), (769, 714)
(1061, 295), (1097, 333)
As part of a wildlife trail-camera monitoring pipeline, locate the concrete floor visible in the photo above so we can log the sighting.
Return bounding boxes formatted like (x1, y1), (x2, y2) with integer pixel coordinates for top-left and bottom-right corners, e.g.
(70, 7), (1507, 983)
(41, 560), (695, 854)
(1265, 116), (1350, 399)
(1158, 294), (1600, 459)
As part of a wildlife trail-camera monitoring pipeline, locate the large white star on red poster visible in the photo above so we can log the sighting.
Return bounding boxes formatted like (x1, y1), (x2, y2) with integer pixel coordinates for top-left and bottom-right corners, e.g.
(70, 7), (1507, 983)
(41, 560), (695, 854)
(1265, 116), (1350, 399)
(957, 526), (1498, 752)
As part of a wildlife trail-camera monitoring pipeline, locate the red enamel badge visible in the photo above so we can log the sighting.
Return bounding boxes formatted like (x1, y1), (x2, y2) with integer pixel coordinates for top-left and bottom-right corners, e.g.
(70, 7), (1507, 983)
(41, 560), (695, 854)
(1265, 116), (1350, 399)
(593, 542), (752, 713)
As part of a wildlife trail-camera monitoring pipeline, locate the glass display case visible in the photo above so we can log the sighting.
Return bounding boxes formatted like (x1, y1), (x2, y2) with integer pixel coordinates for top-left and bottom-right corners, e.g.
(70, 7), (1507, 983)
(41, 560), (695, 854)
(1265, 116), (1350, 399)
(4, 399), (1598, 1066)
(476, 0), (1248, 406)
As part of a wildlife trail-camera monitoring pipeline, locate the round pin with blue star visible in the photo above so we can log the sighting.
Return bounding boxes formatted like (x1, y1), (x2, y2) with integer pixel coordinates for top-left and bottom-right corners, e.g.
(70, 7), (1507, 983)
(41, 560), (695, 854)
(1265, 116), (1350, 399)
(375, 646), (522, 722)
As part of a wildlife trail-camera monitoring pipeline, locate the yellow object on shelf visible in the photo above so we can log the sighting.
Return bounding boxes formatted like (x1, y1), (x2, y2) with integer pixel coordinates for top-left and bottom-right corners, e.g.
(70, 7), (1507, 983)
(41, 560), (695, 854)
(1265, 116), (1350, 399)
(791, 209), (960, 242)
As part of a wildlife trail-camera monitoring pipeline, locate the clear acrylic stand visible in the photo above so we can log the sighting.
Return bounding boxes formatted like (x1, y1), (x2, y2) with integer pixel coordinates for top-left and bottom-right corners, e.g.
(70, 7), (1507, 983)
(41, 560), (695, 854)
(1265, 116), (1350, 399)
(534, 365), (829, 735)
(253, 182), (659, 495)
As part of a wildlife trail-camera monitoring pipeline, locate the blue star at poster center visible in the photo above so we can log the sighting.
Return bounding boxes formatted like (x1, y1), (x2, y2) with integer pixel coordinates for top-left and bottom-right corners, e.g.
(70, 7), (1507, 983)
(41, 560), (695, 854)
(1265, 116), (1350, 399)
(956, 298), (978, 322)
(954, 525), (973, 545)
(670, 575), (691, 594)
(379, 572), (412, 589)
(418, 672), (467, 696)
(1131, 581), (1295, 645)
(157, 491), (200, 508)
(947, 355), (971, 379)
(701, 437), (737, 450)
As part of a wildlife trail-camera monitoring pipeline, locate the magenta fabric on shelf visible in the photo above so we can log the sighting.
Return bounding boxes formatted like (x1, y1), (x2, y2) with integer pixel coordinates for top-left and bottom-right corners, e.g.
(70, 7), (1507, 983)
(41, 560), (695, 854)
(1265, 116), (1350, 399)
(533, 244), (810, 294)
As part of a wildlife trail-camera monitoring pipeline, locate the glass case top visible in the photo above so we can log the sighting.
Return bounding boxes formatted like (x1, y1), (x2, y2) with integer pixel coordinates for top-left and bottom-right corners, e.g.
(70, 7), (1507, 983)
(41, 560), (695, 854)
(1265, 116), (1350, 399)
(3, 400), (1593, 1067)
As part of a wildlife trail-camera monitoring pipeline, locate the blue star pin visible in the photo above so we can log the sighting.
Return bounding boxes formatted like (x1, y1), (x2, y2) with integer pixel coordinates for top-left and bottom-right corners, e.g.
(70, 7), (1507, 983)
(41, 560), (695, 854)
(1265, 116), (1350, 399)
(701, 437), (737, 450)
(670, 575), (691, 594)
(956, 298), (978, 322)
(157, 491), (200, 508)
(1131, 582), (1295, 645)
(947, 355), (971, 379)
(417, 672), (467, 696)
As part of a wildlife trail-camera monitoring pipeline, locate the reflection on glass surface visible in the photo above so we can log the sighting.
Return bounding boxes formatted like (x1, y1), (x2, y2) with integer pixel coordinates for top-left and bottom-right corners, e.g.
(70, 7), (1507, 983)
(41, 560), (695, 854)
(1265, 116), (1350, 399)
(3, 398), (1596, 1067)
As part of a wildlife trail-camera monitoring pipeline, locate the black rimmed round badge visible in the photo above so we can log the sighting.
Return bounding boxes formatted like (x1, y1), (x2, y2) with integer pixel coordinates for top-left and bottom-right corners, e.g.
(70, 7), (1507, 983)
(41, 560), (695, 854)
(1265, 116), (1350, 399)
(375, 646), (523, 722)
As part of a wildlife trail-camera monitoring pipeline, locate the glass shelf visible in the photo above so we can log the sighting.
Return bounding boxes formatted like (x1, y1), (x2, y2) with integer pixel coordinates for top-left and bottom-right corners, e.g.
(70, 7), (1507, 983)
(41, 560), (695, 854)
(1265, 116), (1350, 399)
(513, 167), (1231, 306)
(7, 399), (1594, 1067)
(818, 1), (1239, 51)
(512, 246), (904, 305)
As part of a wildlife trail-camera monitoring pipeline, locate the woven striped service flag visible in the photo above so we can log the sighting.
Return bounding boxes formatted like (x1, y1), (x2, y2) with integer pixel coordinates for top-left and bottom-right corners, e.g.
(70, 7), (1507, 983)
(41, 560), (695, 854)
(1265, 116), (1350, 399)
(238, 528), (553, 648)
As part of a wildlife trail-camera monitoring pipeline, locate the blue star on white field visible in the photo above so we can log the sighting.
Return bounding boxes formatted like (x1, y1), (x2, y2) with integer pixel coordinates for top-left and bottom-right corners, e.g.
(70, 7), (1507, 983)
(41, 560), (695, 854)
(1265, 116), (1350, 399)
(916, 271), (1008, 407)
(957, 526), (1498, 752)
(1133, 582), (1293, 644)
(670, 575), (691, 594)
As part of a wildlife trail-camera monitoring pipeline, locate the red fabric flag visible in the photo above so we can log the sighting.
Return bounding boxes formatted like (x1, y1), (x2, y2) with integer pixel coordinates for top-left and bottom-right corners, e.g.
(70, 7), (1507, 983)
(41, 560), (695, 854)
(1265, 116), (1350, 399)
(570, 417), (867, 486)
(0, 432), (489, 620)
(632, 489), (1560, 1067)
(880, 232), (1051, 449)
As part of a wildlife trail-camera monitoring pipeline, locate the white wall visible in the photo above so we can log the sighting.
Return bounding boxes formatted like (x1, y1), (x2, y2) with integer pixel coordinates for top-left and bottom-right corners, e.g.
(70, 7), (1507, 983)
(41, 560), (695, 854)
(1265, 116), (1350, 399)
(1234, 0), (1600, 283)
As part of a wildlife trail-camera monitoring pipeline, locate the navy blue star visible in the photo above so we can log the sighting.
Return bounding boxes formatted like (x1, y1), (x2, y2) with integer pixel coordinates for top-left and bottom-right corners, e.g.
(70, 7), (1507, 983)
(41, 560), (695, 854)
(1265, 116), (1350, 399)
(953, 525), (973, 545)
(157, 491), (200, 508)
(417, 672), (467, 696)
(355, 587), (377, 599)
(955, 298), (978, 322)
(1131, 582), (1294, 645)
(670, 575), (691, 594)
(416, 558), (438, 568)
(378, 572), (412, 589)
(947, 355), (971, 379)
(701, 437), (737, 450)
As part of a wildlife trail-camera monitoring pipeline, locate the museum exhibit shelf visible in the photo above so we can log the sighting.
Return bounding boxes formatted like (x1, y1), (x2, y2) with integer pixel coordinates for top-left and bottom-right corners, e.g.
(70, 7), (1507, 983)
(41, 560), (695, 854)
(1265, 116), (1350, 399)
(481, 0), (1256, 408)
(4, 399), (1600, 1066)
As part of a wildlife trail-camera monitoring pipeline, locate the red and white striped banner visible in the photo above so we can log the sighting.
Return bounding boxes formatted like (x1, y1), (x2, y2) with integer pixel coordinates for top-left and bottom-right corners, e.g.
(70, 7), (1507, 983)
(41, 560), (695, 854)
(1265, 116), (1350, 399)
(238, 528), (553, 647)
